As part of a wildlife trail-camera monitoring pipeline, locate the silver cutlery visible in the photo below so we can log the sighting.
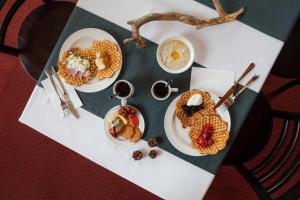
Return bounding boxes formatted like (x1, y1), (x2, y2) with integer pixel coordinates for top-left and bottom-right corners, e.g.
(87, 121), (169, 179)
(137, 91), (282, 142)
(45, 69), (69, 117)
(218, 75), (259, 113)
(215, 63), (255, 109)
(50, 66), (80, 119)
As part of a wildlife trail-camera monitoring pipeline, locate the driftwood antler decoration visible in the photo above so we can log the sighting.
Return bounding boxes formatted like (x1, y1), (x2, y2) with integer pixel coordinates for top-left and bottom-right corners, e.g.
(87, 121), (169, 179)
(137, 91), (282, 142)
(123, 0), (245, 48)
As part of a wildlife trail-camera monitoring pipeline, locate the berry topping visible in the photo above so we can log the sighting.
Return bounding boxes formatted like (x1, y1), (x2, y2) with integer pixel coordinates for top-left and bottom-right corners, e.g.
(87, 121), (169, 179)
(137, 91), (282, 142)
(118, 106), (137, 118)
(129, 114), (139, 128)
(207, 138), (214, 146)
(182, 104), (203, 117)
(197, 135), (207, 147)
(109, 128), (117, 138)
(197, 124), (214, 148)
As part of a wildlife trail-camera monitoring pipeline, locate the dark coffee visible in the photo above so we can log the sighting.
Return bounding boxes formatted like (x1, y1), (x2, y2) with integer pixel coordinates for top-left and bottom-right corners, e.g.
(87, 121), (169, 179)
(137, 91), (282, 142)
(116, 81), (131, 97)
(153, 82), (169, 98)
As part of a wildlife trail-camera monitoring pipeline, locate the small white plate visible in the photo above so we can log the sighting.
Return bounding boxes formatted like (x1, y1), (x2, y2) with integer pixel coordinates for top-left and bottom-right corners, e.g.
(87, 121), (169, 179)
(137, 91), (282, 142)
(164, 91), (231, 156)
(59, 28), (122, 93)
(104, 105), (145, 146)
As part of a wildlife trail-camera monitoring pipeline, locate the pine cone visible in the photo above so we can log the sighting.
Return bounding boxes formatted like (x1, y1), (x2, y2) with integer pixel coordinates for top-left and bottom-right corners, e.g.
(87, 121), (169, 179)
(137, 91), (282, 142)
(148, 138), (158, 147)
(148, 150), (158, 159)
(132, 150), (143, 160)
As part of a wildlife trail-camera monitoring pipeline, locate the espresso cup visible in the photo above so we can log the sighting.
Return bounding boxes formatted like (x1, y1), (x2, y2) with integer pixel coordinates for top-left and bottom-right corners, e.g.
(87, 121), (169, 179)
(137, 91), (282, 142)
(151, 80), (178, 101)
(113, 80), (134, 106)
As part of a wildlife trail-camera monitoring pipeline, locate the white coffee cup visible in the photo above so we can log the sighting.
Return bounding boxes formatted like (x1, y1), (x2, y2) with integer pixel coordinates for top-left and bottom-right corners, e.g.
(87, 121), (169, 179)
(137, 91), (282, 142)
(151, 80), (178, 101)
(113, 80), (134, 106)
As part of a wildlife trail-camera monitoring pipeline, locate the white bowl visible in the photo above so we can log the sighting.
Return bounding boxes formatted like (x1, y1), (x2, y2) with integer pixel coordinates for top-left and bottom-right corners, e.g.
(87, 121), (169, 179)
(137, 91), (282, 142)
(156, 36), (195, 74)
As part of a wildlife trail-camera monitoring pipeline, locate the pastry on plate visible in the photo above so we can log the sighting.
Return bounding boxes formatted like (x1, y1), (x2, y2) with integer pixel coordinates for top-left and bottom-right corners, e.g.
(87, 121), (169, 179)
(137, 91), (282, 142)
(58, 48), (97, 86)
(189, 114), (229, 155)
(90, 40), (121, 80)
(175, 89), (215, 128)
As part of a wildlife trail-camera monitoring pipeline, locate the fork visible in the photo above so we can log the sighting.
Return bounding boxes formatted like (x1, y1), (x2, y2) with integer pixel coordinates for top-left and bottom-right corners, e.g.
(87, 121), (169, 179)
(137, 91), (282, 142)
(50, 66), (79, 118)
(46, 69), (69, 116)
(218, 75), (259, 113)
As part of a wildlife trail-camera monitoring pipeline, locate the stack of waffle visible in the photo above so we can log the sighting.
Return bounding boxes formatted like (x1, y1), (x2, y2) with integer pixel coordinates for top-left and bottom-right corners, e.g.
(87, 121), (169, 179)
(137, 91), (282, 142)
(175, 89), (229, 155)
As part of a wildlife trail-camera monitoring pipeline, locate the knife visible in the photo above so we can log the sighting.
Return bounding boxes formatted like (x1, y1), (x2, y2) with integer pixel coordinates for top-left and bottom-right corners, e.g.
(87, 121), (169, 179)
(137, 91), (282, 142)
(50, 66), (80, 119)
(214, 63), (255, 109)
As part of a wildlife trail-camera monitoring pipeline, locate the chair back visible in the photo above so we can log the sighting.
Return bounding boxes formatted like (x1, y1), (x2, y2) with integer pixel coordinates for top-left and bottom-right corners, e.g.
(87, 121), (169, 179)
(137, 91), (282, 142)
(0, 0), (25, 55)
(237, 110), (300, 199)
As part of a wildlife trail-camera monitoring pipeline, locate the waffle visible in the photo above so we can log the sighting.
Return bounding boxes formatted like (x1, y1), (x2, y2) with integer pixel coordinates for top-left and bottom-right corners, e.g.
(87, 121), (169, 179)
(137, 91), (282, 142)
(58, 48), (97, 86)
(90, 40), (121, 80)
(189, 115), (229, 155)
(175, 89), (215, 128)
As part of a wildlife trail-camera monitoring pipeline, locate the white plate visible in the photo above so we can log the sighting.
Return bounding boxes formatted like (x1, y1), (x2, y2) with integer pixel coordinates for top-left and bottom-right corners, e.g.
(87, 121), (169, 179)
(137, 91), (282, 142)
(59, 28), (122, 93)
(164, 92), (231, 156)
(104, 105), (145, 146)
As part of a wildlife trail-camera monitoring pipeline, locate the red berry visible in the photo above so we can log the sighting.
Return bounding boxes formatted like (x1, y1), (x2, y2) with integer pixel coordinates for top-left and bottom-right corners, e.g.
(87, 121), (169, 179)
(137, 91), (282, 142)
(197, 124), (215, 148)
(197, 135), (206, 147)
(129, 114), (139, 128)
(201, 124), (214, 138)
(109, 128), (117, 138)
(202, 132), (210, 139)
(202, 124), (213, 133)
(207, 138), (214, 146)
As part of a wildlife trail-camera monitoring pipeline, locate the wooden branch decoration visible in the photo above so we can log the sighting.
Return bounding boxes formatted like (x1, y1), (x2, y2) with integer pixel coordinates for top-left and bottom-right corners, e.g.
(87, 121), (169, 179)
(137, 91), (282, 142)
(123, 0), (245, 48)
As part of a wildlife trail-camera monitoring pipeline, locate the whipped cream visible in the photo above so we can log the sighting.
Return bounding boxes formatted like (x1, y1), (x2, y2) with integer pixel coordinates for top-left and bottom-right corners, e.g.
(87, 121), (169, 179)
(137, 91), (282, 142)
(187, 94), (202, 106)
(95, 52), (106, 70)
(66, 53), (90, 73)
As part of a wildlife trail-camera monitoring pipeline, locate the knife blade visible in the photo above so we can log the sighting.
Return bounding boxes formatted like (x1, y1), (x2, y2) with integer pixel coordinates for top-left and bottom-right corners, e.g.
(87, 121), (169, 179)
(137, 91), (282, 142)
(214, 63), (255, 109)
(50, 66), (80, 119)
(63, 92), (80, 119)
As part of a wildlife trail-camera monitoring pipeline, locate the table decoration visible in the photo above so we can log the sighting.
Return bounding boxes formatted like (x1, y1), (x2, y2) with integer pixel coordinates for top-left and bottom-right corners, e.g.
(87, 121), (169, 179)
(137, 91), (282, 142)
(123, 0), (244, 48)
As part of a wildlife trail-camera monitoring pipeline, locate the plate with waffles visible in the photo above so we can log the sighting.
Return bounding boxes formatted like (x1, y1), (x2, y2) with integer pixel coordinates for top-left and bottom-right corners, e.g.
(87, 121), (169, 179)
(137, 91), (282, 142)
(164, 89), (231, 156)
(58, 28), (122, 93)
(104, 105), (145, 145)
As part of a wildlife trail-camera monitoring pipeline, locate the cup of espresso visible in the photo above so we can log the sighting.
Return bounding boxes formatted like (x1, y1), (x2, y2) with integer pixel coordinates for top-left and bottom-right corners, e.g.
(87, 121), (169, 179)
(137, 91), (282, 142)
(113, 80), (134, 106)
(151, 80), (178, 100)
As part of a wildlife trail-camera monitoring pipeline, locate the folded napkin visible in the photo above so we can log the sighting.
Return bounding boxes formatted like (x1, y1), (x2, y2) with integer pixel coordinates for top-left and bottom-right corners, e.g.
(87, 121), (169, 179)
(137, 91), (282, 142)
(41, 77), (83, 117)
(190, 67), (235, 97)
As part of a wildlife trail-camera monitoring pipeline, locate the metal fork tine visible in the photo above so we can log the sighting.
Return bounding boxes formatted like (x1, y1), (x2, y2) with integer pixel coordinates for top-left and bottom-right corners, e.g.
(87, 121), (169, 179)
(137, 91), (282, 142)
(217, 104), (222, 113)
(221, 105), (226, 112)
(218, 103), (225, 113)
(46, 68), (70, 116)
(222, 103), (228, 112)
(219, 105), (223, 112)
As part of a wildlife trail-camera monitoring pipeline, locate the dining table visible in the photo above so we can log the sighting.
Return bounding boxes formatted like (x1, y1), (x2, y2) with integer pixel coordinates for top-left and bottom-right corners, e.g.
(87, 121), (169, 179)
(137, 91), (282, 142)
(19, 0), (300, 199)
